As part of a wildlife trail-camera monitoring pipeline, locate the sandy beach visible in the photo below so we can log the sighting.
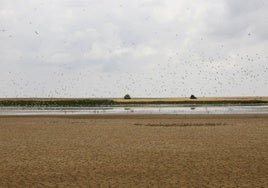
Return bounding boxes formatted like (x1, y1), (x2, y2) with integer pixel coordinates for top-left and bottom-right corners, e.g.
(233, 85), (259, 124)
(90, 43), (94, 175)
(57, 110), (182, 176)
(0, 114), (268, 187)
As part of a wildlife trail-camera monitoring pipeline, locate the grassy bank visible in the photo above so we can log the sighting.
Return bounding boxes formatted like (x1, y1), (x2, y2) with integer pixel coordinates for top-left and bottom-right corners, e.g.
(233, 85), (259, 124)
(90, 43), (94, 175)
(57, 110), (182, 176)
(0, 97), (268, 107)
(0, 99), (116, 107)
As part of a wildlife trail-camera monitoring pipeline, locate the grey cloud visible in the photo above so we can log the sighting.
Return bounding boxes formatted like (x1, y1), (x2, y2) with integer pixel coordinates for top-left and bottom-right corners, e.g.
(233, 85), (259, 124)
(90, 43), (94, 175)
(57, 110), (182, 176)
(207, 0), (268, 40)
(225, 0), (265, 17)
(0, 0), (267, 97)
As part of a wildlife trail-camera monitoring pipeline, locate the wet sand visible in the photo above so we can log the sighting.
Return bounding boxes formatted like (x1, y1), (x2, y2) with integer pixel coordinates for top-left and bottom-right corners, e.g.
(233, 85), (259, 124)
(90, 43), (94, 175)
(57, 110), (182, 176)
(0, 114), (268, 187)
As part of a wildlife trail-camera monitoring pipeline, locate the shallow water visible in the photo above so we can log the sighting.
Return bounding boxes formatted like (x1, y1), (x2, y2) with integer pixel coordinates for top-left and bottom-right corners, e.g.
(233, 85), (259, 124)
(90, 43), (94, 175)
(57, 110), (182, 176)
(0, 105), (268, 115)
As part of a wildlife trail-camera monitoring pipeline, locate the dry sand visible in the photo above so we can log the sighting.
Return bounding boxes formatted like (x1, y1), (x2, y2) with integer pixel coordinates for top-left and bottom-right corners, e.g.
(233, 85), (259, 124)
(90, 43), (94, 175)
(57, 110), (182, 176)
(0, 114), (268, 187)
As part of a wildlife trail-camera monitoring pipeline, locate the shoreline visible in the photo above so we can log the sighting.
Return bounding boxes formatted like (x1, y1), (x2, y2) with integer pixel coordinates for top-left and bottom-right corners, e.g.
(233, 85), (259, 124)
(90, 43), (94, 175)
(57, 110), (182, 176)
(1, 105), (268, 116)
(0, 97), (268, 107)
(1, 113), (268, 119)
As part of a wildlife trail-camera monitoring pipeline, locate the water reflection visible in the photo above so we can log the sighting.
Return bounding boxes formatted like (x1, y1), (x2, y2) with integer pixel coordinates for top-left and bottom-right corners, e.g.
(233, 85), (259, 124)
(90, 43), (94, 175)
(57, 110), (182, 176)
(0, 105), (268, 115)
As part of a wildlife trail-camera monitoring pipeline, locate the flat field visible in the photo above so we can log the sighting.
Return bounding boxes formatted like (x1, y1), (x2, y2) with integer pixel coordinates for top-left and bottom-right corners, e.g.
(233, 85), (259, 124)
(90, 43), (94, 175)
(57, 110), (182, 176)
(1, 96), (268, 101)
(113, 96), (268, 103)
(0, 96), (268, 103)
(1, 96), (268, 107)
(0, 114), (268, 187)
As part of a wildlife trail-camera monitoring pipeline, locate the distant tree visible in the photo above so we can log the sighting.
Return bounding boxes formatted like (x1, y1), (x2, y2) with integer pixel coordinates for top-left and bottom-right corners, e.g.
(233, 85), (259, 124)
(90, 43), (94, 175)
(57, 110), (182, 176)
(124, 94), (131, 99)
(190, 94), (197, 99)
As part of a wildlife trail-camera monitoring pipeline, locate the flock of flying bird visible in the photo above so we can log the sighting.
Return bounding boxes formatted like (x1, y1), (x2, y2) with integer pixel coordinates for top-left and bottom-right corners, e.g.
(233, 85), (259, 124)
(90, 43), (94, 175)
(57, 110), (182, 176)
(1, 5), (267, 98)
(3, 49), (268, 98)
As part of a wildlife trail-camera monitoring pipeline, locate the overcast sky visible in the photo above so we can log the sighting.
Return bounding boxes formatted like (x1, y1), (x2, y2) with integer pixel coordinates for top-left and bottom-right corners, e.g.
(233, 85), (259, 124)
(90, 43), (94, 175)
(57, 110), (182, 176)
(0, 0), (267, 98)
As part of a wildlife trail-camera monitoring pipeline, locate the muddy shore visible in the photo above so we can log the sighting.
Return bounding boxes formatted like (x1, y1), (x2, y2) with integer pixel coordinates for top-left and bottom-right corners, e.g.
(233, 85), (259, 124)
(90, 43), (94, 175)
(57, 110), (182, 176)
(0, 114), (267, 187)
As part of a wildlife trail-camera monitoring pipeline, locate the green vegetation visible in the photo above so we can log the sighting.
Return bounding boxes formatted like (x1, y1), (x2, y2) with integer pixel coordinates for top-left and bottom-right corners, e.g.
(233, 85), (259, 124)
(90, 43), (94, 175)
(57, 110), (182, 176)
(0, 99), (267, 107)
(124, 94), (131, 99)
(0, 99), (116, 107)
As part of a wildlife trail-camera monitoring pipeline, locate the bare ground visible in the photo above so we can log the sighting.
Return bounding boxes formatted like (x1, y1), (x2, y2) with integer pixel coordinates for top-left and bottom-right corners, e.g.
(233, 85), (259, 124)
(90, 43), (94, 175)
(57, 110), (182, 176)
(0, 114), (268, 187)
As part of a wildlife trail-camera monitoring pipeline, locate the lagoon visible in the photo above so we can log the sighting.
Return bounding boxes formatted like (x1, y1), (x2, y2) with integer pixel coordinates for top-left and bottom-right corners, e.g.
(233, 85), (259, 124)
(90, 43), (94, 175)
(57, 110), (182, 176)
(1, 105), (268, 115)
